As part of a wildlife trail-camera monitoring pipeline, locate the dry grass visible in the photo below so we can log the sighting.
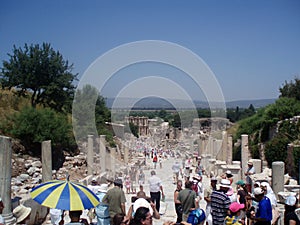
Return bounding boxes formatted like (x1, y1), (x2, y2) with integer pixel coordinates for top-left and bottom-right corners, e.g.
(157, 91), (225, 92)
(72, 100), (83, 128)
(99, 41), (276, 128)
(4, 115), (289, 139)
(0, 89), (31, 120)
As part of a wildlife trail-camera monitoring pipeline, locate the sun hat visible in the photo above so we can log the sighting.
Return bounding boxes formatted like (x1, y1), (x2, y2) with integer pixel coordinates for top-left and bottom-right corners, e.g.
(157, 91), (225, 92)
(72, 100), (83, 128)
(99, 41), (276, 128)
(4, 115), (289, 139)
(193, 174), (202, 181)
(13, 205), (31, 223)
(254, 181), (261, 187)
(226, 170), (232, 175)
(285, 196), (297, 206)
(236, 180), (245, 186)
(253, 187), (264, 196)
(220, 179), (231, 188)
(247, 161), (253, 166)
(98, 183), (108, 193)
(133, 198), (153, 215)
(229, 202), (245, 213)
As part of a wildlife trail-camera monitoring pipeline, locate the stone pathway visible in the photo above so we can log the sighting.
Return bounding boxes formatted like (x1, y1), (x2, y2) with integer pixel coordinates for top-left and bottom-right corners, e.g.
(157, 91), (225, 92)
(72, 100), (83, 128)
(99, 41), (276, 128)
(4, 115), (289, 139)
(122, 157), (210, 225)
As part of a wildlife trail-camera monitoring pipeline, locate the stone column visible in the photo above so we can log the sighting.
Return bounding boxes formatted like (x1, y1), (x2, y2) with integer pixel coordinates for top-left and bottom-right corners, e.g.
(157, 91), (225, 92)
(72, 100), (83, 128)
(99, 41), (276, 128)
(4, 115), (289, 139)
(222, 131), (228, 162)
(189, 139), (194, 152)
(99, 135), (106, 174)
(197, 139), (203, 156)
(272, 161), (285, 199)
(87, 135), (94, 176)
(286, 144), (296, 176)
(212, 139), (217, 158)
(124, 145), (129, 165)
(241, 134), (249, 180)
(42, 140), (52, 182)
(0, 136), (16, 225)
(252, 159), (262, 173)
(227, 135), (233, 165)
(111, 148), (116, 178)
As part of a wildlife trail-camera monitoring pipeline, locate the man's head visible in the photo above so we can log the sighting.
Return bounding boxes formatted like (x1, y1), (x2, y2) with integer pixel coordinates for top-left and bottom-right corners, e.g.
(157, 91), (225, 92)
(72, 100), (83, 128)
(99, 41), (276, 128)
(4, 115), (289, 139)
(69, 210), (83, 221)
(150, 170), (156, 176)
(185, 180), (193, 189)
(114, 178), (123, 187)
(211, 177), (218, 188)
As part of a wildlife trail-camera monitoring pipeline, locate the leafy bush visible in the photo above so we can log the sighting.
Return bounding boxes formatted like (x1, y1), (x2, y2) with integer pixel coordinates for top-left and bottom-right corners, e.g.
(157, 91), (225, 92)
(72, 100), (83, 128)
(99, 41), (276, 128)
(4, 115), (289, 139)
(2, 107), (75, 155)
(264, 134), (289, 167)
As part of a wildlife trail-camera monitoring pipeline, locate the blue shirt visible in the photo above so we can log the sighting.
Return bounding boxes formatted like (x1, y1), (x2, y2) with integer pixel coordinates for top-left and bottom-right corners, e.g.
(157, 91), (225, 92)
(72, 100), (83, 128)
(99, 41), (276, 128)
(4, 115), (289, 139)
(256, 196), (272, 222)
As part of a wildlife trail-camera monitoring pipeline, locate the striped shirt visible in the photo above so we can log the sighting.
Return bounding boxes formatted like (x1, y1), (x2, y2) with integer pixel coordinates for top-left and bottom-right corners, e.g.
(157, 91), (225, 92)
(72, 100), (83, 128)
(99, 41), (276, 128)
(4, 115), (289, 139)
(211, 190), (231, 225)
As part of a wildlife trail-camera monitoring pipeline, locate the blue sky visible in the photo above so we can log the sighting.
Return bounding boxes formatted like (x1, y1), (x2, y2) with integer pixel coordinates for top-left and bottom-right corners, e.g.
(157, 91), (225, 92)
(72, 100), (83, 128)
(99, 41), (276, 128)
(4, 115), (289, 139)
(1, 0), (300, 102)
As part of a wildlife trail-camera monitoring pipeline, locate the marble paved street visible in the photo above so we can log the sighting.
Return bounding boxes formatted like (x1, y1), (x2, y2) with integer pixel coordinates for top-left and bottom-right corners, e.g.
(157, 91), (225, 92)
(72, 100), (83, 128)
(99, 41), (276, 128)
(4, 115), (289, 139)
(124, 157), (210, 225)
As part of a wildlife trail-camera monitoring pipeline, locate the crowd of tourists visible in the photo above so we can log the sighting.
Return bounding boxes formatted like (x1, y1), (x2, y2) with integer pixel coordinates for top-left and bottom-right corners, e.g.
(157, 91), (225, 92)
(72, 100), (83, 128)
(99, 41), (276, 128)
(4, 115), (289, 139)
(1, 154), (299, 225)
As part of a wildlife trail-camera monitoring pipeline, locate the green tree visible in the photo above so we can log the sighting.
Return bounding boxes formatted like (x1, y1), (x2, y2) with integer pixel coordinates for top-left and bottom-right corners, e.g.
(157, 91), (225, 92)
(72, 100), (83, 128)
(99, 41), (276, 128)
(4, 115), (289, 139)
(72, 84), (113, 144)
(279, 77), (300, 100)
(0, 43), (78, 112)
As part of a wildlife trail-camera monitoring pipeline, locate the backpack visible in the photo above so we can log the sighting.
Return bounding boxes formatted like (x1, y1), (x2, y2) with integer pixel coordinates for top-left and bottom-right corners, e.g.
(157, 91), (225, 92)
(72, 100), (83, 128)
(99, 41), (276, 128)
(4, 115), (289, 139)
(187, 208), (206, 225)
(192, 182), (199, 194)
(153, 156), (157, 162)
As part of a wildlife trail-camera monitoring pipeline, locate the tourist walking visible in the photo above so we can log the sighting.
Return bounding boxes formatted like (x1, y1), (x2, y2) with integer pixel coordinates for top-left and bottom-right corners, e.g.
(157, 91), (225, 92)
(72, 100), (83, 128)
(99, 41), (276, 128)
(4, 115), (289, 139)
(174, 180), (183, 223)
(211, 179), (231, 225)
(244, 161), (255, 192)
(95, 184), (110, 225)
(224, 202), (244, 225)
(204, 177), (217, 225)
(129, 207), (153, 225)
(172, 160), (181, 184)
(250, 187), (272, 225)
(177, 180), (199, 222)
(0, 197), (4, 225)
(148, 170), (165, 212)
(13, 204), (32, 225)
(196, 157), (205, 176)
(102, 178), (126, 225)
(235, 180), (248, 221)
(284, 196), (300, 225)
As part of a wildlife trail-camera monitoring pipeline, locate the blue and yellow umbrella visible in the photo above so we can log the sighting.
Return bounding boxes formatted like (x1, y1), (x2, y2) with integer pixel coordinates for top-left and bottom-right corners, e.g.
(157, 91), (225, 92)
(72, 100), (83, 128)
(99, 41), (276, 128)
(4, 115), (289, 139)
(30, 179), (99, 210)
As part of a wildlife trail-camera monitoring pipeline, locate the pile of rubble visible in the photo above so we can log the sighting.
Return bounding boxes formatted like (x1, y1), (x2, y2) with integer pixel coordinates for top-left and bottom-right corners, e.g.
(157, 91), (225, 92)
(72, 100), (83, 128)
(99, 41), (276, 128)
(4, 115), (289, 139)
(11, 152), (88, 201)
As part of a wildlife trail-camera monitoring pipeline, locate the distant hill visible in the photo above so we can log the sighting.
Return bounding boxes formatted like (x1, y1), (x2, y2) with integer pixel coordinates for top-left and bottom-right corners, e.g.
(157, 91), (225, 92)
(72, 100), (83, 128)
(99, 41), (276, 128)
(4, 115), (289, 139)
(105, 97), (276, 109)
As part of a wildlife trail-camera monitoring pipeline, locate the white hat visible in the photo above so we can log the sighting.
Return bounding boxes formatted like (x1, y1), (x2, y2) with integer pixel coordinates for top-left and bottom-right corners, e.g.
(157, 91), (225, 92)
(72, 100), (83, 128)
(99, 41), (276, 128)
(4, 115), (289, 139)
(260, 182), (268, 187)
(285, 196), (297, 206)
(226, 170), (232, 175)
(133, 198), (153, 215)
(220, 179), (231, 188)
(253, 187), (264, 196)
(13, 205), (31, 223)
(98, 184), (108, 193)
(193, 174), (202, 181)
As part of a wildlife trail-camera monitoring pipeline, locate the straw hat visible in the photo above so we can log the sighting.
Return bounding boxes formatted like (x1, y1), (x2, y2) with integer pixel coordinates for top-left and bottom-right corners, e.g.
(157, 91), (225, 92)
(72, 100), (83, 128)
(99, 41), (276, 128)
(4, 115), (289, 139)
(13, 205), (31, 223)
(220, 179), (231, 188)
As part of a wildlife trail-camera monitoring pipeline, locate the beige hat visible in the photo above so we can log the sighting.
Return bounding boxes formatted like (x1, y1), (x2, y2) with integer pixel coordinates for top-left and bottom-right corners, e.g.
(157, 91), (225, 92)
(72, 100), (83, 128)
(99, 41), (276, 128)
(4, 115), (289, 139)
(13, 205), (31, 223)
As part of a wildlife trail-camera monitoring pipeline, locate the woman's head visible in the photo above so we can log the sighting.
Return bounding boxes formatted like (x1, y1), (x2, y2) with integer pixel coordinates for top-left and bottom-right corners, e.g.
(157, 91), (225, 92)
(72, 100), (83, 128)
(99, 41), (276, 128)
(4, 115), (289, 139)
(133, 207), (152, 225)
(113, 213), (129, 225)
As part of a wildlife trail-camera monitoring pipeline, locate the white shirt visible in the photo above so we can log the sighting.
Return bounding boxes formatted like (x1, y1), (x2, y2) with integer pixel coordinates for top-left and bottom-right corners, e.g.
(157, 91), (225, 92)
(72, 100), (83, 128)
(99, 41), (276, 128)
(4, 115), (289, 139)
(148, 175), (162, 192)
(0, 215), (4, 224)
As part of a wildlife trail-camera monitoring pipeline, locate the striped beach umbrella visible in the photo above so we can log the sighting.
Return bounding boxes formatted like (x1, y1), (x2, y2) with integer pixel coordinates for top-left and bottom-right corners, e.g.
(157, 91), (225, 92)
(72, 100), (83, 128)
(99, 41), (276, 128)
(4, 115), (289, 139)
(30, 179), (99, 210)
